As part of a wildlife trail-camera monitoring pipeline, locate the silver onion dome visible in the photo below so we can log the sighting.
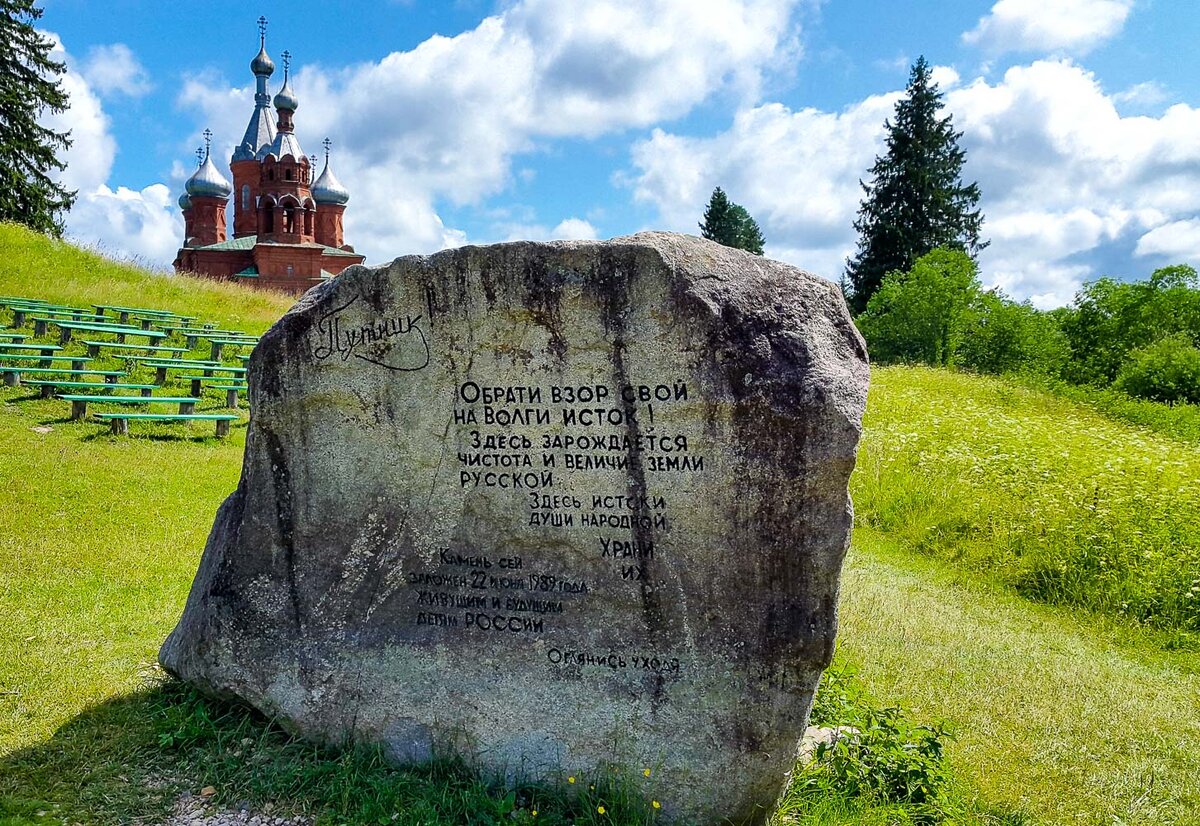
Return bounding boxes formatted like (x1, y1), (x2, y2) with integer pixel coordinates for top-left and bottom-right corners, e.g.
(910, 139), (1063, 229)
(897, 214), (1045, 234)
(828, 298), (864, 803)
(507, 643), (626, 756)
(178, 191), (192, 210)
(185, 154), (232, 199)
(251, 44), (275, 76)
(312, 160), (350, 205)
(273, 77), (298, 112)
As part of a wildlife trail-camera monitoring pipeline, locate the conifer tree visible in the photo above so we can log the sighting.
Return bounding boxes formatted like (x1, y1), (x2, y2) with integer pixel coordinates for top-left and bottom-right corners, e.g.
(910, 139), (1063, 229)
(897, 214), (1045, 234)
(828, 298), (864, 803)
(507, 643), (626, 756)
(700, 186), (765, 255)
(845, 56), (984, 313)
(0, 0), (75, 236)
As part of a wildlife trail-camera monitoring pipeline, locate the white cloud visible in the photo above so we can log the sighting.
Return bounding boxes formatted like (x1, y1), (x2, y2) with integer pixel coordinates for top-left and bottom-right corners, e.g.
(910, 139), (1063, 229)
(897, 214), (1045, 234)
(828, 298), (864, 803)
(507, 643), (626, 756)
(177, 0), (802, 264)
(67, 184), (183, 267)
(82, 43), (151, 98)
(39, 33), (179, 266)
(1135, 219), (1200, 261)
(627, 59), (1200, 307)
(962, 0), (1134, 55)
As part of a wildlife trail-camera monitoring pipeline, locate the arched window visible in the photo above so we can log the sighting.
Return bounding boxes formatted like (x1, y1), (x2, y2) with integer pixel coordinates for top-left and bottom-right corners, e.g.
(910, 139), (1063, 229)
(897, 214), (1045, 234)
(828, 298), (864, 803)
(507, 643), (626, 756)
(241, 185), (250, 211)
(285, 168), (294, 181)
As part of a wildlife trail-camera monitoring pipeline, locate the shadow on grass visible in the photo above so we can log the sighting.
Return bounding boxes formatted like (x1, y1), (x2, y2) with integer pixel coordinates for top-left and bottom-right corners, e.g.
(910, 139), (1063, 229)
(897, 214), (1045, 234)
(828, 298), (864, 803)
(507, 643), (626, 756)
(0, 680), (643, 826)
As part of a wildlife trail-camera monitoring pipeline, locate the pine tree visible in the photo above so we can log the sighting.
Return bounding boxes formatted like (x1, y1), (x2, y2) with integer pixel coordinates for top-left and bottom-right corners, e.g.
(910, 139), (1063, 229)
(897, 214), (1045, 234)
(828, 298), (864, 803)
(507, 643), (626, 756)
(845, 56), (985, 313)
(0, 0), (75, 236)
(700, 186), (765, 255)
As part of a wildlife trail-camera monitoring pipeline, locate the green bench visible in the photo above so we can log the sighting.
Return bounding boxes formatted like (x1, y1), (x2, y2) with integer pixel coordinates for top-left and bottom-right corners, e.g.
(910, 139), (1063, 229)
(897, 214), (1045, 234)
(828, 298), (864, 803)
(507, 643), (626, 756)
(0, 342), (61, 354)
(208, 338), (259, 360)
(58, 394), (204, 421)
(94, 412), (240, 437)
(178, 373), (249, 396)
(0, 333), (28, 341)
(140, 360), (245, 385)
(83, 340), (189, 358)
(1, 367), (124, 387)
(208, 383), (248, 408)
(35, 319), (168, 344)
(0, 353), (90, 370)
(93, 304), (196, 325)
(0, 344), (68, 367)
(24, 380), (157, 398)
(22, 309), (106, 331)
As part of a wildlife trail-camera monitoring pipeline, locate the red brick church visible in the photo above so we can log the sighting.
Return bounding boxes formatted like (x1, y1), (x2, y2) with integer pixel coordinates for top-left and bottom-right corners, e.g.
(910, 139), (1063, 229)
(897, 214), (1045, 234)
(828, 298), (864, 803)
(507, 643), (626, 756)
(174, 20), (364, 294)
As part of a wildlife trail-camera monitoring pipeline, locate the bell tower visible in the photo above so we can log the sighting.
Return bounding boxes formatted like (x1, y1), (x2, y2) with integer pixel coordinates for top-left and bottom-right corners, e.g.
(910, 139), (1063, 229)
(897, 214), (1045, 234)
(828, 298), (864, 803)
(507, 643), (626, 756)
(230, 16), (277, 238)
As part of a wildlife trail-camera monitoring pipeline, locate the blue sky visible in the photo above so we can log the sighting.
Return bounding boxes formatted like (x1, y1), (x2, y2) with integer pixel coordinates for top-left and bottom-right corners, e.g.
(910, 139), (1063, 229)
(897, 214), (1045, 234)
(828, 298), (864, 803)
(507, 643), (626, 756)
(36, 0), (1200, 307)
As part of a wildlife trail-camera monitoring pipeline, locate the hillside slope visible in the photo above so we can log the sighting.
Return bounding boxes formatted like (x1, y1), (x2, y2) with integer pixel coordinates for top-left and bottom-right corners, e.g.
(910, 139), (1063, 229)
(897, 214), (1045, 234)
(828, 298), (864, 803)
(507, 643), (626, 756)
(0, 222), (295, 333)
(0, 230), (1197, 824)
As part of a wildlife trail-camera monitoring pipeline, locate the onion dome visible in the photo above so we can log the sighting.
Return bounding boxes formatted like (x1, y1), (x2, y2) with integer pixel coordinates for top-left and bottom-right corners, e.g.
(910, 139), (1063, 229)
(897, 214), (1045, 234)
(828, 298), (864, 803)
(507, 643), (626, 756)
(273, 76), (298, 112)
(312, 160), (349, 205)
(186, 153), (232, 199)
(178, 191), (192, 210)
(251, 44), (275, 76)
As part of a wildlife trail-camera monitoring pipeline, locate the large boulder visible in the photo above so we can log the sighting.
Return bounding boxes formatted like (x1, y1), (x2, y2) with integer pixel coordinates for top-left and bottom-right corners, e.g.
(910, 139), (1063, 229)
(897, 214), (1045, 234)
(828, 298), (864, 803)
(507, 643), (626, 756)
(161, 232), (869, 823)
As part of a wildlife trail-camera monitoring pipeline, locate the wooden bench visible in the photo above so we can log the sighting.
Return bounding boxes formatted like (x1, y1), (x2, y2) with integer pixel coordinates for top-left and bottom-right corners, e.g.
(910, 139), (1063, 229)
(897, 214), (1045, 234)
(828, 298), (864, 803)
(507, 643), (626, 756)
(208, 383), (248, 408)
(94, 412), (240, 437)
(141, 361), (245, 385)
(0, 353), (90, 370)
(0, 342), (61, 354)
(0, 343), (69, 367)
(0, 333), (28, 341)
(94, 304), (197, 325)
(24, 380), (157, 398)
(22, 309), (107, 332)
(58, 394), (204, 421)
(178, 373), (249, 396)
(1, 367), (124, 387)
(208, 338), (260, 360)
(35, 319), (168, 344)
(83, 340), (189, 358)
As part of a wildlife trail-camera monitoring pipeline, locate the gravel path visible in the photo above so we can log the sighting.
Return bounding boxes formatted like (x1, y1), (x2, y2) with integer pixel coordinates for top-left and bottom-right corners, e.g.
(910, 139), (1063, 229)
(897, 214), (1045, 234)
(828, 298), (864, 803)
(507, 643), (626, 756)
(161, 793), (312, 826)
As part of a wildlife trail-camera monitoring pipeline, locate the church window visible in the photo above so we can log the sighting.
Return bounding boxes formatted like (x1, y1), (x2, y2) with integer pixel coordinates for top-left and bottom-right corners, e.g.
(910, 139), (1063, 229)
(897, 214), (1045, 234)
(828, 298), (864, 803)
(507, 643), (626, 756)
(241, 185), (250, 211)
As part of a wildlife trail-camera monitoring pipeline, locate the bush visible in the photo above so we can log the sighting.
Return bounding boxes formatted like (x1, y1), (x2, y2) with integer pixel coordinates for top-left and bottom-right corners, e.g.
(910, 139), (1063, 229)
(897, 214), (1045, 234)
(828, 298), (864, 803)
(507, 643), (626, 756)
(957, 293), (1068, 376)
(1114, 334), (1200, 404)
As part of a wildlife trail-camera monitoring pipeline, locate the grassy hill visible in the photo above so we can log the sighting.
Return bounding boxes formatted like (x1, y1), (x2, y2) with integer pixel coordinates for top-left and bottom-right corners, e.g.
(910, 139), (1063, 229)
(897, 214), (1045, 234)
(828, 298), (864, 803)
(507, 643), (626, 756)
(1, 226), (1197, 825)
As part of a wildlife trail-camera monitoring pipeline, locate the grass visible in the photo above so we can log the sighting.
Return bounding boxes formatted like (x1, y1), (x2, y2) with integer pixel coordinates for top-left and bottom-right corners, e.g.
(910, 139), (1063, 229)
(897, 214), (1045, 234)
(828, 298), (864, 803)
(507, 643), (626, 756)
(2, 228), (1199, 824)
(0, 222), (293, 332)
(854, 366), (1200, 634)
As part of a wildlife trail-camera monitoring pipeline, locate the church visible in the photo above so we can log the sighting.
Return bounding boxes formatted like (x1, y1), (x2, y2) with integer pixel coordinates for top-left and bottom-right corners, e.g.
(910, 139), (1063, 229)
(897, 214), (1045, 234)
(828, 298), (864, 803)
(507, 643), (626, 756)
(173, 21), (364, 294)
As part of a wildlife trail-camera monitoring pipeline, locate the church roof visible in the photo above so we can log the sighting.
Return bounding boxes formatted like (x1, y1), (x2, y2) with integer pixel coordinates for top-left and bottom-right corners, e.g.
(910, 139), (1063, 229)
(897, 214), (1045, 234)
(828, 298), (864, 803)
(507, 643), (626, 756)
(189, 235), (362, 257)
(312, 158), (350, 205)
(186, 153), (232, 199)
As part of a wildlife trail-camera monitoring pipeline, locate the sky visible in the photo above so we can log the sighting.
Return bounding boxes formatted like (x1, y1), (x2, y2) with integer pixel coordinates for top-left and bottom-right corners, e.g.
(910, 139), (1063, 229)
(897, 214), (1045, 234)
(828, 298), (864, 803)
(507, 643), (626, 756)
(31, 0), (1200, 308)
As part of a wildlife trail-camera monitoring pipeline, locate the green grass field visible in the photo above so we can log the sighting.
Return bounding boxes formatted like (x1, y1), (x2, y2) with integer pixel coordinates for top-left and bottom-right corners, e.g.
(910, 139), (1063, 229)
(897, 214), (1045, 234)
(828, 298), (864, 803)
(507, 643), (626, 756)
(2, 223), (1198, 825)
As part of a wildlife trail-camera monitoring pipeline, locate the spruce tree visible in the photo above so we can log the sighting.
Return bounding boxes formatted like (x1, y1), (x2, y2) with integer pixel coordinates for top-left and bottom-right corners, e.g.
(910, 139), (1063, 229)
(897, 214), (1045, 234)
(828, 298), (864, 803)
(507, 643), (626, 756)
(700, 186), (765, 255)
(0, 0), (75, 236)
(845, 56), (984, 313)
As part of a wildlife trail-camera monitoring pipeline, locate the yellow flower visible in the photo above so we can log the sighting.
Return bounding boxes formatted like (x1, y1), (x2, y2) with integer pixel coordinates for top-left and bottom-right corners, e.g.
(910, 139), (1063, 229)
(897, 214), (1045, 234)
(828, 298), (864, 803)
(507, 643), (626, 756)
(643, 768), (652, 777)
(531, 811), (538, 817)
(597, 806), (606, 815)
(652, 801), (661, 809)
(568, 776), (576, 784)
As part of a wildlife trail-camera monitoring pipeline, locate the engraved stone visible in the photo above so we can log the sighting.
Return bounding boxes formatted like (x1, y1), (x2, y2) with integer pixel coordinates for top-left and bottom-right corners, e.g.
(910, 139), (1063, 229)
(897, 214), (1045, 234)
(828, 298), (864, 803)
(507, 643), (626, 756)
(160, 231), (869, 823)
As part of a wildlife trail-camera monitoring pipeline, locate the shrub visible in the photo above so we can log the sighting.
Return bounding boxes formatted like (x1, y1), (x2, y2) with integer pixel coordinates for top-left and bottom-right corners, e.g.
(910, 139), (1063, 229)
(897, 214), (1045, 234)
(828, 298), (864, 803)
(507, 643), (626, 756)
(1114, 333), (1200, 404)
(957, 293), (1068, 376)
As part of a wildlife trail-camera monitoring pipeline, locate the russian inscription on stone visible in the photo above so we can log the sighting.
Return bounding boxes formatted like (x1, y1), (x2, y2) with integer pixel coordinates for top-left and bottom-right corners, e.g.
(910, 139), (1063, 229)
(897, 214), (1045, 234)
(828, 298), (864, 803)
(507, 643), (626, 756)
(160, 231), (870, 823)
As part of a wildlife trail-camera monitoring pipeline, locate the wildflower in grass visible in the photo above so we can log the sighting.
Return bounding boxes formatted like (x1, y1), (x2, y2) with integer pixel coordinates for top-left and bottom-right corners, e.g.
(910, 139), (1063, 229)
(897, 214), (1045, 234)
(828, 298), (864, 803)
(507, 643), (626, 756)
(643, 768), (651, 777)
(652, 800), (661, 809)
(568, 775), (576, 784)
(597, 805), (606, 815)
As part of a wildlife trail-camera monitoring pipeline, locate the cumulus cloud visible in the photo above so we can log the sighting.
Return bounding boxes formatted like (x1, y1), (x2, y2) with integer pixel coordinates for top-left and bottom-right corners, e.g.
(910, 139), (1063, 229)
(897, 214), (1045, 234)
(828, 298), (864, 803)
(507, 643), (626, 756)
(962, 0), (1134, 56)
(82, 43), (152, 98)
(1135, 219), (1200, 261)
(627, 59), (1200, 307)
(40, 33), (179, 266)
(177, 0), (801, 263)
